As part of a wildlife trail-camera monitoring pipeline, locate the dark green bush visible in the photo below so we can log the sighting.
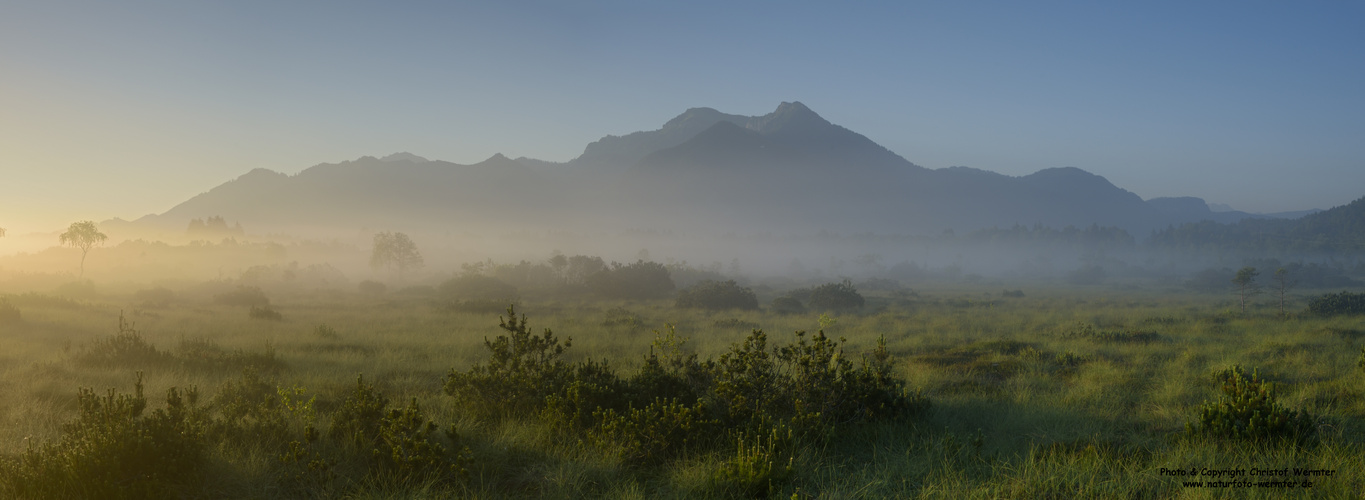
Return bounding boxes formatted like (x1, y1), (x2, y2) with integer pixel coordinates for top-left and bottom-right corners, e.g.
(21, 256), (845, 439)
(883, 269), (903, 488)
(175, 337), (283, 374)
(1187, 365), (1315, 444)
(807, 280), (864, 313)
(676, 280), (759, 310)
(0, 374), (207, 500)
(357, 280), (387, 295)
(250, 304), (284, 321)
(586, 260), (676, 299)
(1306, 291), (1365, 316)
(75, 313), (174, 368)
(714, 318), (761, 330)
(216, 285), (271, 307)
(329, 374), (390, 445)
(444, 306), (573, 418)
(372, 398), (470, 482)
(770, 296), (806, 315)
(210, 368), (296, 450)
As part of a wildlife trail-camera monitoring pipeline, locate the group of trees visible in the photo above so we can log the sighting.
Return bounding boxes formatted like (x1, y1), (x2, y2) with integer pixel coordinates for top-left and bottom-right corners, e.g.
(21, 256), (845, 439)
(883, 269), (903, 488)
(1228, 266), (1297, 316)
(186, 216), (245, 237)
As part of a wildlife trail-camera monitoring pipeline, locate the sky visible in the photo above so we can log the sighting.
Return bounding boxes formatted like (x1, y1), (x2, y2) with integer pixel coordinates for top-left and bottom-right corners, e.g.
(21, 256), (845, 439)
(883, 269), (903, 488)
(3, 1), (1364, 233)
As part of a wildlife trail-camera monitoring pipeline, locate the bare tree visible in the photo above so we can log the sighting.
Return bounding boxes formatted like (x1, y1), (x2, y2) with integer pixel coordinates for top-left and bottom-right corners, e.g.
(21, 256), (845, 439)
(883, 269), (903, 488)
(370, 231), (424, 280)
(1231, 266), (1261, 314)
(1272, 267), (1297, 318)
(60, 221), (108, 278)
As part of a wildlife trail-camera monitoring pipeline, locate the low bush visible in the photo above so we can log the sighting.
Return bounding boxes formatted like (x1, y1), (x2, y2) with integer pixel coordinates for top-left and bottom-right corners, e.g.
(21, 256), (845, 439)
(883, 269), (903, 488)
(74, 313), (174, 368)
(770, 296), (806, 315)
(1306, 291), (1365, 316)
(585, 260), (675, 299)
(0, 373), (208, 500)
(676, 280), (759, 310)
(807, 280), (864, 313)
(250, 305), (284, 321)
(357, 280), (388, 295)
(1187, 365), (1315, 444)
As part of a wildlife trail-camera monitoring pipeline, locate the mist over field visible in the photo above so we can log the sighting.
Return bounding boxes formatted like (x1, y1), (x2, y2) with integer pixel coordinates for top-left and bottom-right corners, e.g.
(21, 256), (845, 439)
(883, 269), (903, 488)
(5, 2), (1365, 498)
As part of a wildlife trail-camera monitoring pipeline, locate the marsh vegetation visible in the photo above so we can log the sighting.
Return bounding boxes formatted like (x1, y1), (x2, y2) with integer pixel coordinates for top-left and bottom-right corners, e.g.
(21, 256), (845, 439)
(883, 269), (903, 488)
(2, 274), (1363, 498)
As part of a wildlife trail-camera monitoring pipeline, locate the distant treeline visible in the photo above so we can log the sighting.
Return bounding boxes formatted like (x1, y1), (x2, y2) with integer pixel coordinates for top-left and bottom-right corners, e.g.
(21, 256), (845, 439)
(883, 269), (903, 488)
(1150, 196), (1365, 255)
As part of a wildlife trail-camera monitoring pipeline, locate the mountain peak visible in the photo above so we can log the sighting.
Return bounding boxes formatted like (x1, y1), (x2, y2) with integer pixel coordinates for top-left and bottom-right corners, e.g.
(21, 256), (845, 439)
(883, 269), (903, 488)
(381, 152), (429, 163)
(753, 101), (832, 136)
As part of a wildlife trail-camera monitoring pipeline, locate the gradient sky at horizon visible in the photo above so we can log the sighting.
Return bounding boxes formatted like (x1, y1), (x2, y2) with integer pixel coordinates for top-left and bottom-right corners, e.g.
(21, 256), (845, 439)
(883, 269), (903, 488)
(3, 1), (1363, 233)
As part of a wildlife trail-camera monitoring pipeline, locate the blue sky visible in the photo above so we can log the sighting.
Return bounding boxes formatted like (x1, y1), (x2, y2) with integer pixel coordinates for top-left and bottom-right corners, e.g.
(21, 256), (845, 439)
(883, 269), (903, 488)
(3, 1), (1363, 232)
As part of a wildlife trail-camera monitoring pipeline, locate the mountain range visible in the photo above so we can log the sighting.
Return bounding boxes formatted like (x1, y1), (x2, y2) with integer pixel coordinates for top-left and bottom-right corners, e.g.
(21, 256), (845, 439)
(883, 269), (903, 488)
(130, 102), (1322, 238)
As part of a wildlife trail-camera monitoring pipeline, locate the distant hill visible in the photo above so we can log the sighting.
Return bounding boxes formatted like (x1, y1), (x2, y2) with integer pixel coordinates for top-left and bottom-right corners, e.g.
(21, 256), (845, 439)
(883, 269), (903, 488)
(1152, 196), (1365, 254)
(129, 102), (1322, 238)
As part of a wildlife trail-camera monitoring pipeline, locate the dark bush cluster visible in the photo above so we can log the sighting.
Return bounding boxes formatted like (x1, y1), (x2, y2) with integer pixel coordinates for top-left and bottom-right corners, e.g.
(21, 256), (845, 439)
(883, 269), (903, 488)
(807, 280), (865, 313)
(1187, 365), (1315, 445)
(250, 305), (284, 321)
(0, 373), (208, 500)
(675, 280), (759, 310)
(586, 260), (676, 299)
(770, 296), (806, 315)
(1306, 291), (1365, 316)
(444, 307), (926, 494)
(438, 274), (520, 313)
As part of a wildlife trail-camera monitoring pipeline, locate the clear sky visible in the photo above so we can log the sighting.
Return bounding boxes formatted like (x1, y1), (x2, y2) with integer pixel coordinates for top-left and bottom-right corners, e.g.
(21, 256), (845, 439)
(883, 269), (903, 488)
(3, 1), (1363, 233)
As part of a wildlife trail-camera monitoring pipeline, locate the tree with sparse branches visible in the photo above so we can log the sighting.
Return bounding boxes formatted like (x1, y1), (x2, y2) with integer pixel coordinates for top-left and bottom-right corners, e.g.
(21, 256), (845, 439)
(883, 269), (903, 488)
(370, 231), (424, 280)
(1272, 267), (1296, 318)
(1231, 266), (1261, 314)
(59, 221), (107, 278)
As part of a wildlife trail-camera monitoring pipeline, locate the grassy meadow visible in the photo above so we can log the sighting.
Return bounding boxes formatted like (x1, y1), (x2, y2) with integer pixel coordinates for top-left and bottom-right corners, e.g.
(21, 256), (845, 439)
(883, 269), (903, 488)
(1, 283), (1363, 498)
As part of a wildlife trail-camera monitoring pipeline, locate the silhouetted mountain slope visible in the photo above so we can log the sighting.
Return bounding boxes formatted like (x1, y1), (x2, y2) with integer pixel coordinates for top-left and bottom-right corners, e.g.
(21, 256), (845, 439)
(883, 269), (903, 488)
(131, 101), (1328, 238)
(1152, 196), (1365, 254)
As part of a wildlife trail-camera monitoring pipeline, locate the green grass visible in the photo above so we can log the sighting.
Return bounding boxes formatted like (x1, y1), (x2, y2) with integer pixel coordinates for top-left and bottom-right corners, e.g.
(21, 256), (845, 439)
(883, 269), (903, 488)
(2, 286), (1364, 498)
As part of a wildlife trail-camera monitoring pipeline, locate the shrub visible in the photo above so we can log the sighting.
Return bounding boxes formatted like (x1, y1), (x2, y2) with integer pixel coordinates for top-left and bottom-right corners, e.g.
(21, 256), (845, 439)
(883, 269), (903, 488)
(0, 374), (207, 500)
(438, 275), (519, 312)
(329, 374), (390, 446)
(443, 306), (572, 418)
(313, 324), (341, 340)
(770, 296), (805, 315)
(586, 260), (676, 299)
(372, 398), (470, 482)
(707, 426), (795, 498)
(175, 337), (283, 374)
(807, 280), (864, 313)
(1306, 291), (1365, 316)
(357, 280), (388, 295)
(75, 313), (174, 368)
(250, 305), (284, 321)
(590, 397), (715, 464)
(1187, 365), (1315, 444)
(216, 285), (271, 307)
(676, 280), (759, 310)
